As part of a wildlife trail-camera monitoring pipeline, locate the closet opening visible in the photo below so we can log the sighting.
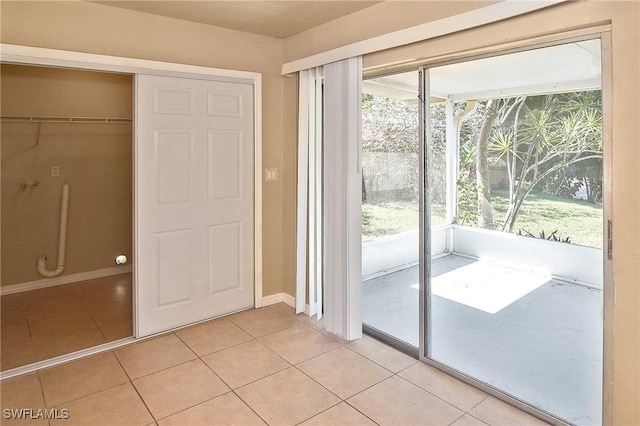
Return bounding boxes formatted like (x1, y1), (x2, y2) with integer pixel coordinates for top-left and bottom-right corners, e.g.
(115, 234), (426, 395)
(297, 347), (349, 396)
(1, 64), (134, 372)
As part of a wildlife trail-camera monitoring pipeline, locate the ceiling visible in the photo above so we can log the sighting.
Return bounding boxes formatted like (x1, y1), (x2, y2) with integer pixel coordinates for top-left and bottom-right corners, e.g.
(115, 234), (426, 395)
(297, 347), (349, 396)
(91, 1), (381, 39)
(364, 39), (602, 102)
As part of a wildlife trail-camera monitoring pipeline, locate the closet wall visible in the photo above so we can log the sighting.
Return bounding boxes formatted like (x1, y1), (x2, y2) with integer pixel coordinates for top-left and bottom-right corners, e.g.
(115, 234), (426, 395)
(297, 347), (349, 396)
(1, 64), (133, 286)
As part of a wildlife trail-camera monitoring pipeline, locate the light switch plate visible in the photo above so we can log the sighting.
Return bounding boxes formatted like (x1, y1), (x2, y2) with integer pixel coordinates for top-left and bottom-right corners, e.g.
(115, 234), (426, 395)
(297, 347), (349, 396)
(51, 166), (60, 177)
(265, 168), (278, 181)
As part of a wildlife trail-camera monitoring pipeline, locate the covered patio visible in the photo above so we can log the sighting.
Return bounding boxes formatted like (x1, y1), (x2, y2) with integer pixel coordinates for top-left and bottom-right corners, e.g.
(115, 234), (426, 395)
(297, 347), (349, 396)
(363, 254), (603, 425)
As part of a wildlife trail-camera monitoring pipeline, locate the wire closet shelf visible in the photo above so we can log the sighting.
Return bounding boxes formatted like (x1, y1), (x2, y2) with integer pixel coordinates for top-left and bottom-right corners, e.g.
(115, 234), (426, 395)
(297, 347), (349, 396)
(1, 116), (132, 124)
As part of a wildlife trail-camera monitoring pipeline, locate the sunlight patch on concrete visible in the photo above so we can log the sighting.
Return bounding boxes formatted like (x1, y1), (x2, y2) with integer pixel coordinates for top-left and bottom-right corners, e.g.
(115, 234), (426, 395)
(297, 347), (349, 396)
(411, 261), (549, 314)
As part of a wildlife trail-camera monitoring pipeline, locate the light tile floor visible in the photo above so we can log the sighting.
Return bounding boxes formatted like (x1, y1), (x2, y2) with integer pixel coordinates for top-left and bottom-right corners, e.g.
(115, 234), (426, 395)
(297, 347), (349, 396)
(0, 303), (549, 425)
(1, 274), (133, 371)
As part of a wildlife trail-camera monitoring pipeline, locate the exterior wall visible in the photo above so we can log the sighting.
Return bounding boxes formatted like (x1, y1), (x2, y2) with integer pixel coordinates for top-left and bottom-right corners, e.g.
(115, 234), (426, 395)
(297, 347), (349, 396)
(0, 1), (286, 297)
(452, 226), (603, 287)
(1, 65), (133, 286)
(362, 226), (602, 286)
(362, 227), (447, 279)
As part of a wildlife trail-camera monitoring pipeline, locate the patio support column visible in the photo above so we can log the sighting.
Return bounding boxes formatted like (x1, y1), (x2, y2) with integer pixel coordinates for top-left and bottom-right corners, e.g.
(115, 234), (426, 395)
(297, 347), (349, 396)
(445, 99), (458, 253)
(445, 99), (457, 226)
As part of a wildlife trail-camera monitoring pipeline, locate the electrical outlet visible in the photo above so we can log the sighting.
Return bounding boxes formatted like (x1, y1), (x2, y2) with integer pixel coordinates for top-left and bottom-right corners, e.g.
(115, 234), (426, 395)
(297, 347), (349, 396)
(51, 166), (60, 177)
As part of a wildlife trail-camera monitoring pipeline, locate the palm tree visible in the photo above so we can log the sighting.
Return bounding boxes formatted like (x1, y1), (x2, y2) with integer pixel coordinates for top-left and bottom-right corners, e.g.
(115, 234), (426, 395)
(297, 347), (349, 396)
(485, 91), (603, 232)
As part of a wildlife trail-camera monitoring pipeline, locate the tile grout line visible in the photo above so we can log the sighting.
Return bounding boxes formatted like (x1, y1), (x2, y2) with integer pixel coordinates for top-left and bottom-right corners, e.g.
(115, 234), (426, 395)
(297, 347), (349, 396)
(181, 330), (242, 391)
(394, 363), (493, 416)
(214, 341), (295, 391)
(200, 308), (340, 425)
(217, 336), (299, 426)
(113, 332), (200, 381)
(293, 399), (345, 425)
(393, 372), (472, 417)
(277, 307), (449, 425)
(172, 326), (273, 425)
(35, 369), (50, 413)
(290, 347), (391, 426)
(447, 411), (469, 426)
(293, 362), (385, 426)
(119, 332), (237, 424)
(173, 318), (255, 358)
(230, 388), (272, 426)
(232, 364), (297, 394)
(463, 412), (492, 426)
(293, 345), (345, 367)
(231, 320), (300, 340)
(123, 311), (299, 423)
(469, 394), (490, 410)
(282, 341), (343, 366)
(342, 399), (382, 426)
(342, 342), (418, 374)
(123, 355), (198, 382)
(40, 351), (135, 412)
(113, 344), (162, 424)
(87, 305), (110, 341)
(27, 315), (38, 369)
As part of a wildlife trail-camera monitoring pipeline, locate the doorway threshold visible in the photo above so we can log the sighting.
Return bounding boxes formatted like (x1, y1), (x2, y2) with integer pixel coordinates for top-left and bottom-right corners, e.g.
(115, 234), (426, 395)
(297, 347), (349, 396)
(0, 304), (256, 380)
(0, 337), (136, 380)
(362, 323), (418, 359)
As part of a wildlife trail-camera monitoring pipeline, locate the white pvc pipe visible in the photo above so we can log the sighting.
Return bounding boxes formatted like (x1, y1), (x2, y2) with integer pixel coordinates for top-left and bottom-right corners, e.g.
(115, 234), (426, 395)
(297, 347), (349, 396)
(37, 184), (69, 278)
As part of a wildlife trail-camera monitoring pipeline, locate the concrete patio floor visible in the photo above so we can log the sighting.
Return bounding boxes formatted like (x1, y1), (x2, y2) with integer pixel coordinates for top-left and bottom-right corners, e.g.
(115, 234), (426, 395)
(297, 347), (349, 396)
(362, 254), (603, 425)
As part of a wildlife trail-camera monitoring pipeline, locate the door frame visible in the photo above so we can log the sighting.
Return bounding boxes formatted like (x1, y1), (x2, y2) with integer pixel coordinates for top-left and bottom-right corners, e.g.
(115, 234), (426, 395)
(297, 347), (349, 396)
(416, 27), (612, 425)
(0, 43), (263, 370)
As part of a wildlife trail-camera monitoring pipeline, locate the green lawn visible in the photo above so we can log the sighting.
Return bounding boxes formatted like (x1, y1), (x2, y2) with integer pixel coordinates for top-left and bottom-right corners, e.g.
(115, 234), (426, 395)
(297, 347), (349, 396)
(362, 192), (603, 248)
(362, 202), (445, 239)
(490, 191), (603, 248)
(362, 202), (419, 239)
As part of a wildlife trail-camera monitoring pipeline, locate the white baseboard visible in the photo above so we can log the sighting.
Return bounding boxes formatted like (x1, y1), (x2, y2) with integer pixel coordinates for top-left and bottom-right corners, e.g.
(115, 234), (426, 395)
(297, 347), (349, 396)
(261, 292), (295, 308)
(1, 265), (133, 296)
(282, 293), (295, 308)
(261, 293), (283, 306)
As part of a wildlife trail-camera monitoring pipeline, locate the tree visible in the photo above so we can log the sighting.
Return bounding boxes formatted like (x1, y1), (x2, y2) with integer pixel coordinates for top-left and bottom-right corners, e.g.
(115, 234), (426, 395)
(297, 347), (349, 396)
(362, 94), (419, 154)
(487, 91), (603, 232)
(361, 94), (420, 204)
(475, 99), (497, 229)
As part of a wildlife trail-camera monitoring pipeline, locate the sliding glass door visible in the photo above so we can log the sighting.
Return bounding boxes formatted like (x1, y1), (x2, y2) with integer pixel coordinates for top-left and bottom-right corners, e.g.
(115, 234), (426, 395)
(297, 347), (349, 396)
(420, 38), (605, 425)
(361, 71), (421, 350)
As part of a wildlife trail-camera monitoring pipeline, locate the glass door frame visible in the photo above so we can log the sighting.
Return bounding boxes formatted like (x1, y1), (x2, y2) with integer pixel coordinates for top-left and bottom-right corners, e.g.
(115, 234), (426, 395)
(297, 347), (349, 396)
(416, 28), (613, 426)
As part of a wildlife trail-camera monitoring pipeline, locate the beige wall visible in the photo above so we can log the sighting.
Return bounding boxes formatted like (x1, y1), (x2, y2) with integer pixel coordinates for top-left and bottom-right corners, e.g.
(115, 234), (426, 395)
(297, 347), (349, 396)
(282, 1), (640, 424)
(0, 0), (286, 296)
(281, 74), (299, 297)
(1, 64), (133, 286)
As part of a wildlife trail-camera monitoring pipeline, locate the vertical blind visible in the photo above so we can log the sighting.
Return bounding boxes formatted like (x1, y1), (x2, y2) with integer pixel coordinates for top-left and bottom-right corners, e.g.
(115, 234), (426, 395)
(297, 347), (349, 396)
(296, 67), (324, 318)
(295, 57), (363, 340)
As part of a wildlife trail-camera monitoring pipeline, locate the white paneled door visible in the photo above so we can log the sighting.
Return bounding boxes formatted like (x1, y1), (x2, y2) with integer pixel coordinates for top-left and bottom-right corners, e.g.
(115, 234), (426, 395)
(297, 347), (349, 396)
(136, 74), (254, 337)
